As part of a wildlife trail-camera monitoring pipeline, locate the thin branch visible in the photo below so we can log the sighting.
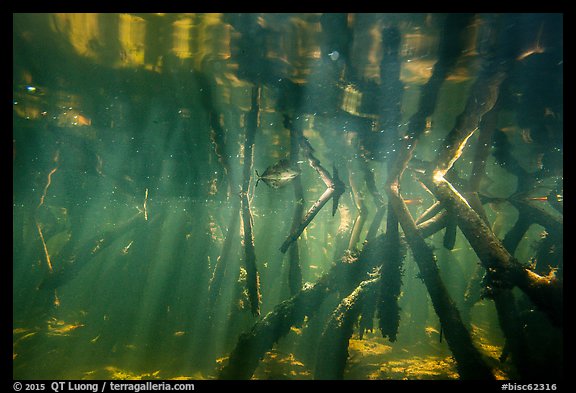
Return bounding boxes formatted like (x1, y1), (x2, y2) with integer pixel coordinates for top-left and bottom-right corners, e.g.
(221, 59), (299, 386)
(347, 164), (368, 250)
(286, 115), (305, 296)
(279, 134), (345, 253)
(240, 85), (262, 317)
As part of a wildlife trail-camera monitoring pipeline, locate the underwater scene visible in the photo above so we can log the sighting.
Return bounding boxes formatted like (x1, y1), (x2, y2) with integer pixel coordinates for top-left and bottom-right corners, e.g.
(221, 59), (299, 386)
(13, 13), (563, 381)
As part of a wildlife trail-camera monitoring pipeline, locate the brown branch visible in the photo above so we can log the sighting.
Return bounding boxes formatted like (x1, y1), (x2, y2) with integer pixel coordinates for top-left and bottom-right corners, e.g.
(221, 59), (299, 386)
(286, 115), (305, 296)
(209, 113), (233, 198)
(279, 135), (345, 254)
(509, 199), (562, 237)
(385, 179), (495, 380)
(419, 59), (560, 326)
(377, 206), (404, 342)
(499, 197), (562, 265)
(433, 63), (507, 177)
(299, 135), (334, 188)
(347, 164), (368, 250)
(219, 217), (444, 380)
(376, 19), (506, 377)
(365, 207), (386, 242)
(35, 220), (54, 273)
(469, 103), (499, 192)
(314, 275), (380, 379)
(443, 208), (458, 250)
(421, 174), (562, 326)
(206, 101), (242, 311)
(415, 200), (442, 225)
(360, 158), (386, 241)
(219, 272), (332, 380)
(417, 209), (449, 237)
(240, 85), (262, 317)
(280, 187), (334, 254)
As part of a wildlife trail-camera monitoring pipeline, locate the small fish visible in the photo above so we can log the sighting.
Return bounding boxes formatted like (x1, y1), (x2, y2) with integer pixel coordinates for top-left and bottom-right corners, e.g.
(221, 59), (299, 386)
(328, 50), (340, 61)
(21, 84), (45, 96)
(527, 196), (548, 202)
(53, 290), (61, 307)
(121, 240), (134, 255)
(290, 326), (303, 335)
(47, 321), (84, 336)
(404, 197), (424, 206)
(14, 332), (37, 344)
(516, 23), (545, 61)
(424, 326), (440, 337)
(75, 114), (92, 126)
(255, 159), (300, 189)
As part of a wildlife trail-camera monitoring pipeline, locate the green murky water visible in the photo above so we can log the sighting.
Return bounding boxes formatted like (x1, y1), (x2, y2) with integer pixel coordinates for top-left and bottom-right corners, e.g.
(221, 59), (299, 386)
(13, 13), (562, 380)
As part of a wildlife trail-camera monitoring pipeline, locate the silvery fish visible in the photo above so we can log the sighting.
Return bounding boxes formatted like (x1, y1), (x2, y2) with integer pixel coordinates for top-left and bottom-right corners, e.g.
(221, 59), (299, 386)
(255, 159), (300, 189)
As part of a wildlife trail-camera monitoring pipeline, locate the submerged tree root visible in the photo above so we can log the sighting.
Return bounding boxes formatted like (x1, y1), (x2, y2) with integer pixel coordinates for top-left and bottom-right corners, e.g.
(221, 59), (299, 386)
(314, 276), (380, 379)
(218, 270), (332, 380)
(219, 231), (391, 380)
(386, 182), (495, 380)
(424, 174), (563, 327)
(219, 215), (449, 380)
(240, 86), (262, 317)
(219, 14), (562, 381)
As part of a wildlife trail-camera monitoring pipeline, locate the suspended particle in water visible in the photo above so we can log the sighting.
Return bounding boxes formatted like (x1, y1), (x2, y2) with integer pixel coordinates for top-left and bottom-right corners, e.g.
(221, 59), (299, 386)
(328, 51), (340, 61)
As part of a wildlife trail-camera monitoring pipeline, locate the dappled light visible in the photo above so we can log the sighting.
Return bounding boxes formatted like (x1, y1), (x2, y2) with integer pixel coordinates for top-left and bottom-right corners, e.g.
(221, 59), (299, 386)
(13, 13), (562, 381)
